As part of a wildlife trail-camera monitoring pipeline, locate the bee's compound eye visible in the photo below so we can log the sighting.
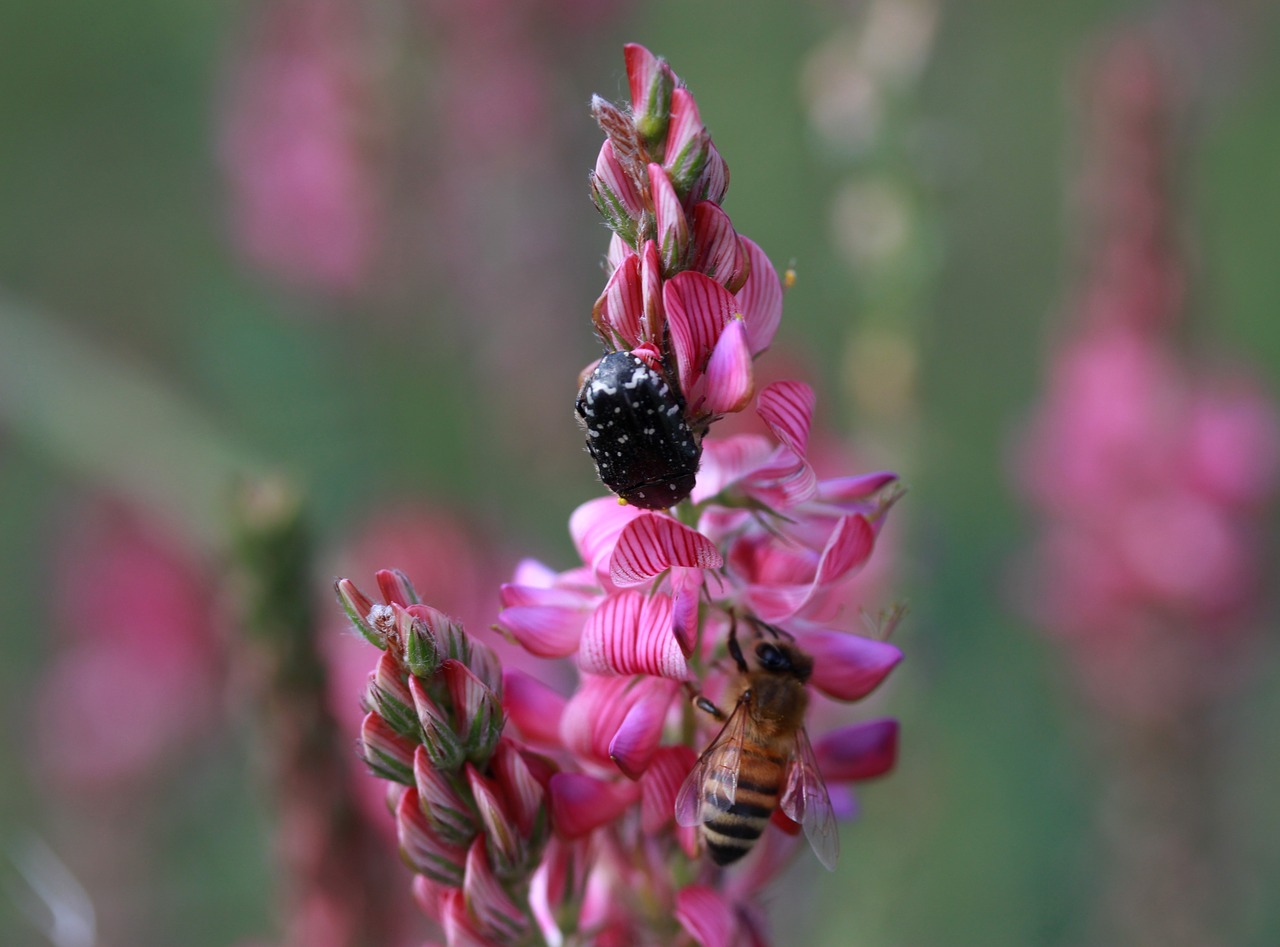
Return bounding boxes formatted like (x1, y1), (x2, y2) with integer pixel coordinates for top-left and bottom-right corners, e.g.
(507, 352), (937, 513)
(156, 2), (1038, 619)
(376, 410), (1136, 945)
(756, 643), (788, 670)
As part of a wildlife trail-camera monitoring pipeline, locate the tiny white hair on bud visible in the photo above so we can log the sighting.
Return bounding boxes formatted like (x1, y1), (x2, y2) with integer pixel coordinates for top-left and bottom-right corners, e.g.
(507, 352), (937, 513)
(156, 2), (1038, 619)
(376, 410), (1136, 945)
(367, 603), (395, 632)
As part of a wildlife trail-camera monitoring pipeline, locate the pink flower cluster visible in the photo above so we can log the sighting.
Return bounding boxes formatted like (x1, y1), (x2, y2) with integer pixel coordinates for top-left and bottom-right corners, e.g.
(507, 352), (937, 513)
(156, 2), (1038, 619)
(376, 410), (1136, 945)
(1012, 34), (1280, 717)
(336, 45), (904, 946)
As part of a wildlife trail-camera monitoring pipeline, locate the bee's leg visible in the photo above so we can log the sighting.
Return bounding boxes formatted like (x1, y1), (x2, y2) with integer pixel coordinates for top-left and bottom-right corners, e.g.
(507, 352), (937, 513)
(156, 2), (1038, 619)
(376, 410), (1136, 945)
(727, 621), (749, 674)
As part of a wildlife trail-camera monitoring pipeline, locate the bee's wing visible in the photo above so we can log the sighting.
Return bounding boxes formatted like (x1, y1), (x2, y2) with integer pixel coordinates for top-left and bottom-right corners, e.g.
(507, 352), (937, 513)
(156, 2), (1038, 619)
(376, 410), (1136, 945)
(780, 726), (839, 870)
(674, 697), (750, 827)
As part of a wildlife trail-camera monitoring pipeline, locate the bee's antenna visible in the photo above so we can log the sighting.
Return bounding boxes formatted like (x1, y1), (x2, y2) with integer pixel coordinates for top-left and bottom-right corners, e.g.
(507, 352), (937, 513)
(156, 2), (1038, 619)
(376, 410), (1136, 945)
(726, 617), (749, 673)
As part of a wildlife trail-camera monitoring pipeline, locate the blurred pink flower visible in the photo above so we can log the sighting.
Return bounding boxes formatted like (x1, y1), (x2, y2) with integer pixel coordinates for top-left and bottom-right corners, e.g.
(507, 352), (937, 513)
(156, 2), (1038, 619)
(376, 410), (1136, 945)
(35, 500), (221, 791)
(220, 0), (382, 296)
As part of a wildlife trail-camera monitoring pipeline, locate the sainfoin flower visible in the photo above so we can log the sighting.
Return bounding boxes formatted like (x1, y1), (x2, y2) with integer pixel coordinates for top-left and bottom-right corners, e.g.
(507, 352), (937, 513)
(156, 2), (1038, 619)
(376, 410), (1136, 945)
(337, 45), (903, 946)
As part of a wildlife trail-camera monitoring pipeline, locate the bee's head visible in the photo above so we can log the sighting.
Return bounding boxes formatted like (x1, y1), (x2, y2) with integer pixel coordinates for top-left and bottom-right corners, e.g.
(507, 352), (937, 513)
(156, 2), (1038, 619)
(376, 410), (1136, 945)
(754, 640), (813, 683)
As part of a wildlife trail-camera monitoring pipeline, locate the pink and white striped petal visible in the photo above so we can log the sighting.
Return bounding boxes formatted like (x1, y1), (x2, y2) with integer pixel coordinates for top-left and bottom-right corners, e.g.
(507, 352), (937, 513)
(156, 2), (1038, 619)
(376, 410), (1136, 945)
(640, 745), (697, 832)
(610, 513), (723, 587)
(592, 141), (644, 221)
(694, 142), (730, 205)
(691, 434), (776, 501)
(701, 318), (755, 415)
(690, 201), (746, 290)
(675, 885), (740, 947)
(640, 239), (665, 344)
(548, 772), (640, 839)
(625, 43), (675, 129)
(579, 590), (689, 680)
(440, 888), (491, 947)
(815, 718), (899, 782)
(795, 629), (903, 701)
(664, 87), (709, 194)
(733, 238), (782, 355)
(664, 270), (738, 396)
(818, 471), (901, 506)
(498, 582), (592, 658)
(757, 381), (815, 460)
(606, 232), (630, 274)
(650, 164), (690, 275)
(669, 566), (704, 655)
(491, 741), (545, 837)
(593, 250), (643, 348)
(463, 837), (529, 944)
(501, 669), (567, 749)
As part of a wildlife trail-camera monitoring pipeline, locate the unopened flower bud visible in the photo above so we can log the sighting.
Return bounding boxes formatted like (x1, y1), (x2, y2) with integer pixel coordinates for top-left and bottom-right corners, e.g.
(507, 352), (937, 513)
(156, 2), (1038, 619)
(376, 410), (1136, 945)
(335, 577), (381, 647)
(465, 764), (524, 879)
(375, 567), (419, 606)
(443, 660), (504, 767)
(625, 43), (675, 158)
(411, 675), (466, 771)
(650, 164), (690, 277)
(413, 746), (477, 844)
(662, 87), (710, 199)
(360, 711), (416, 784)
(366, 652), (419, 740)
(463, 836), (531, 944)
(591, 142), (643, 248)
(397, 787), (468, 886)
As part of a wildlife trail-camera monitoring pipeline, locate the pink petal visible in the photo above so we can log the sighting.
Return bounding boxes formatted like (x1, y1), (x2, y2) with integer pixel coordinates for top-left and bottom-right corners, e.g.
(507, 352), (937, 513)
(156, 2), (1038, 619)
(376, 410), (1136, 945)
(593, 249), (643, 348)
(593, 141), (644, 221)
(640, 239), (665, 344)
(610, 513), (723, 587)
(675, 885), (739, 947)
(606, 232), (630, 273)
(818, 471), (901, 505)
(570, 496), (644, 578)
(702, 318), (754, 415)
(607, 677), (681, 778)
(669, 566), (704, 655)
(693, 142), (730, 205)
(579, 590), (689, 680)
(796, 630), (903, 701)
(496, 596), (586, 658)
(757, 380), (815, 460)
(548, 772), (639, 838)
(650, 164), (690, 275)
(502, 669), (567, 748)
(640, 746), (697, 832)
(663, 87), (707, 192)
(691, 434), (776, 501)
(734, 238), (782, 354)
(665, 270), (738, 396)
(690, 201), (745, 290)
(815, 718), (899, 782)
(375, 568), (416, 606)
(625, 43), (673, 117)
(748, 514), (876, 621)
(463, 837), (529, 942)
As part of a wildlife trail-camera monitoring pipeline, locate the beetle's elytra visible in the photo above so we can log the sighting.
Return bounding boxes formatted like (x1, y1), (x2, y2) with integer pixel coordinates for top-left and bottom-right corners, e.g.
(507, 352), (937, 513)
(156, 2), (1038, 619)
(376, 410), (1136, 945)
(576, 352), (701, 509)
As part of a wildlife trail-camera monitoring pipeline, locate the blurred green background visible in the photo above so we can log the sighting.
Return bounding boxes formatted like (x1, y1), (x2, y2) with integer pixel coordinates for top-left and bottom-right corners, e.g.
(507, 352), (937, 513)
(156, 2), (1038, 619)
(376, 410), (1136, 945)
(2, 1), (1278, 945)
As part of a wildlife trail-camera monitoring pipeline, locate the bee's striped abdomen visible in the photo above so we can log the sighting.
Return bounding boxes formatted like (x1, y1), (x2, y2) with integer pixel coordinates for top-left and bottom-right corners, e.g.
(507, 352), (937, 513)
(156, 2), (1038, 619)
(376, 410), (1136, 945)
(701, 746), (787, 866)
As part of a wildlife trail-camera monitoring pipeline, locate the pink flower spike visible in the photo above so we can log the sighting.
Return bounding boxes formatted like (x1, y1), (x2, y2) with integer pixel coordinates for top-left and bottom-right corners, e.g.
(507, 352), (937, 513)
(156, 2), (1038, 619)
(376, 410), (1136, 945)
(640, 745), (697, 831)
(501, 669), (567, 749)
(664, 270), (738, 397)
(675, 885), (740, 947)
(607, 677), (682, 778)
(702, 318), (755, 415)
(734, 238), (783, 355)
(592, 250), (643, 349)
(610, 513), (723, 587)
(691, 202), (748, 292)
(463, 837), (530, 943)
(815, 718), (899, 782)
(580, 590), (689, 680)
(796, 629), (903, 701)
(650, 164), (690, 276)
(549, 772), (640, 839)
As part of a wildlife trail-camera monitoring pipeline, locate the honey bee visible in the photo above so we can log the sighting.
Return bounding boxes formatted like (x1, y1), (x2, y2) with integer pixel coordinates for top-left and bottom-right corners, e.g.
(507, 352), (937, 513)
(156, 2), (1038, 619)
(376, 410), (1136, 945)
(675, 622), (838, 870)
